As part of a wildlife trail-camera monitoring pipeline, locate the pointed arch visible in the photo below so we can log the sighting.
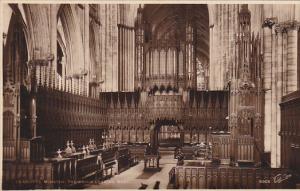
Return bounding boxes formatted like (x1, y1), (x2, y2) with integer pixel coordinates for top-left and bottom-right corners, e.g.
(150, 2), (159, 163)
(3, 5), (29, 85)
(57, 4), (84, 76)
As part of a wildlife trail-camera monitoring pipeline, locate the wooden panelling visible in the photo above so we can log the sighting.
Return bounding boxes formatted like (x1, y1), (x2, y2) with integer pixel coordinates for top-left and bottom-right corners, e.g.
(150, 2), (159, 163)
(35, 86), (107, 154)
(3, 145), (137, 189)
(280, 90), (300, 175)
(172, 166), (295, 189)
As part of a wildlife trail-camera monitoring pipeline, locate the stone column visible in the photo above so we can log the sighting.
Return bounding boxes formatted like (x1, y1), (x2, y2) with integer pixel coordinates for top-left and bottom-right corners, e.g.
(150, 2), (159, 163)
(209, 24), (215, 89)
(124, 28), (127, 91)
(118, 24), (121, 91)
(125, 28), (129, 91)
(128, 29), (132, 91)
(276, 31), (283, 168)
(84, 4), (89, 96)
(122, 26), (125, 91)
(132, 28), (135, 90)
(282, 31), (288, 95)
(270, 26), (277, 167)
(119, 26), (122, 91)
(50, 5), (57, 89)
(286, 26), (298, 93)
(262, 21), (273, 154)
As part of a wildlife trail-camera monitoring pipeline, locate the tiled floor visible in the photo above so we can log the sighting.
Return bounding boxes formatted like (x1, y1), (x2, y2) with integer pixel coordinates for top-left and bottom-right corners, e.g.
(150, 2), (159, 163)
(86, 151), (177, 189)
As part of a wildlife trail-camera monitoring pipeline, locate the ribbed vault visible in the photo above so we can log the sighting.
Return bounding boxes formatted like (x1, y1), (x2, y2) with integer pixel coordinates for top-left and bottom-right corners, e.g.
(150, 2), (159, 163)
(142, 4), (209, 61)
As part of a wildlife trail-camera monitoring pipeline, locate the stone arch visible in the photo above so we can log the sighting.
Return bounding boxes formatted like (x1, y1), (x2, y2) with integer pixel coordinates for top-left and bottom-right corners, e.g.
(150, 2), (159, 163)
(23, 5), (51, 61)
(57, 4), (84, 76)
(3, 6), (29, 86)
(4, 4), (32, 57)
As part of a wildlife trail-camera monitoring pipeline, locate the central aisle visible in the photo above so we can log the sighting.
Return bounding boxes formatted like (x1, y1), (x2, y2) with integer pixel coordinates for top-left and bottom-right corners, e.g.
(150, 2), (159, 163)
(86, 151), (177, 189)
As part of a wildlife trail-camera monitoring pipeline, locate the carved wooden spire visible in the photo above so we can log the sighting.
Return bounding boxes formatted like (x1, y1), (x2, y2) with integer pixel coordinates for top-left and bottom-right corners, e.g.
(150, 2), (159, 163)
(124, 94), (128, 109)
(131, 94), (135, 108)
(238, 4), (251, 82)
(110, 93), (114, 109)
(192, 94), (197, 108)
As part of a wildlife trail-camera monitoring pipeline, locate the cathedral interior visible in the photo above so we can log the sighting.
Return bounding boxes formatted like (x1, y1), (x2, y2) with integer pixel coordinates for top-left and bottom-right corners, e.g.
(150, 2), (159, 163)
(2, 3), (300, 189)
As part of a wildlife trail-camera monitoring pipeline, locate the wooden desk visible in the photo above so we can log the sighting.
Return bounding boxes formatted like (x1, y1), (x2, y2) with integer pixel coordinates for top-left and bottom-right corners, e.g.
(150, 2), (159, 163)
(144, 155), (160, 170)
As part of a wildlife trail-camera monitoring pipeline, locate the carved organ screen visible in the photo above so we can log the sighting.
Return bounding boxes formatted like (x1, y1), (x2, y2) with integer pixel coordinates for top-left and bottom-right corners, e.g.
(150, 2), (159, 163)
(134, 5), (209, 91)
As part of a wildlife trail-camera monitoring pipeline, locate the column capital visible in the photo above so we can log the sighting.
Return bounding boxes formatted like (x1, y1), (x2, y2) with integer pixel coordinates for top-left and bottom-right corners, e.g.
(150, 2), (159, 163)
(262, 17), (277, 29)
(274, 20), (300, 34)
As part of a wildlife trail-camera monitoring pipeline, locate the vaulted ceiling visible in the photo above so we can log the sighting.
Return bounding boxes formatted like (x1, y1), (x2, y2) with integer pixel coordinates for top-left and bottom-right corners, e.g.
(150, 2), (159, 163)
(142, 4), (209, 62)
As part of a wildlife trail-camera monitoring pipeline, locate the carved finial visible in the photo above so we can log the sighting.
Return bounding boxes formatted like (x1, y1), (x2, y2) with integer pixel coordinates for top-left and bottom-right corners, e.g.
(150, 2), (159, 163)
(117, 94), (121, 109)
(200, 92), (204, 108)
(131, 94), (135, 108)
(110, 93), (114, 109)
(192, 94), (197, 108)
(124, 94), (128, 109)
(70, 140), (76, 153)
(57, 149), (62, 159)
(262, 18), (277, 29)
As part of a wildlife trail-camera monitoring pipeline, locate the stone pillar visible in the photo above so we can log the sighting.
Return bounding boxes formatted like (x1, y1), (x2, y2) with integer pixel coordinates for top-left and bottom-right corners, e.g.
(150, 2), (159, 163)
(209, 24), (215, 89)
(50, 4), (57, 89)
(128, 29), (131, 91)
(270, 26), (278, 167)
(118, 24), (121, 91)
(286, 27), (298, 93)
(125, 28), (128, 91)
(84, 5), (89, 96)
(263, 23), (273, 154)
(282, 31), (288, 95)
(276, 31), (283, 168)
(122, 27), (125, 91)
(124, 28), (127, 91)
(132, 28), (135, 90)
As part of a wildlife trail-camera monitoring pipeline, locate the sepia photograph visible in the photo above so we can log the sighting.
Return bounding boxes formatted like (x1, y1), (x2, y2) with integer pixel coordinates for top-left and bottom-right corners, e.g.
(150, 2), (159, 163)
(1, 1), (300, 189)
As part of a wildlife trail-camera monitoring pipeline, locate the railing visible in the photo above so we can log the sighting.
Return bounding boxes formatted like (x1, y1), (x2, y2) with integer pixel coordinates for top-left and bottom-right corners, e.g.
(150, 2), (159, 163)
(51, 158), (77, 188)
